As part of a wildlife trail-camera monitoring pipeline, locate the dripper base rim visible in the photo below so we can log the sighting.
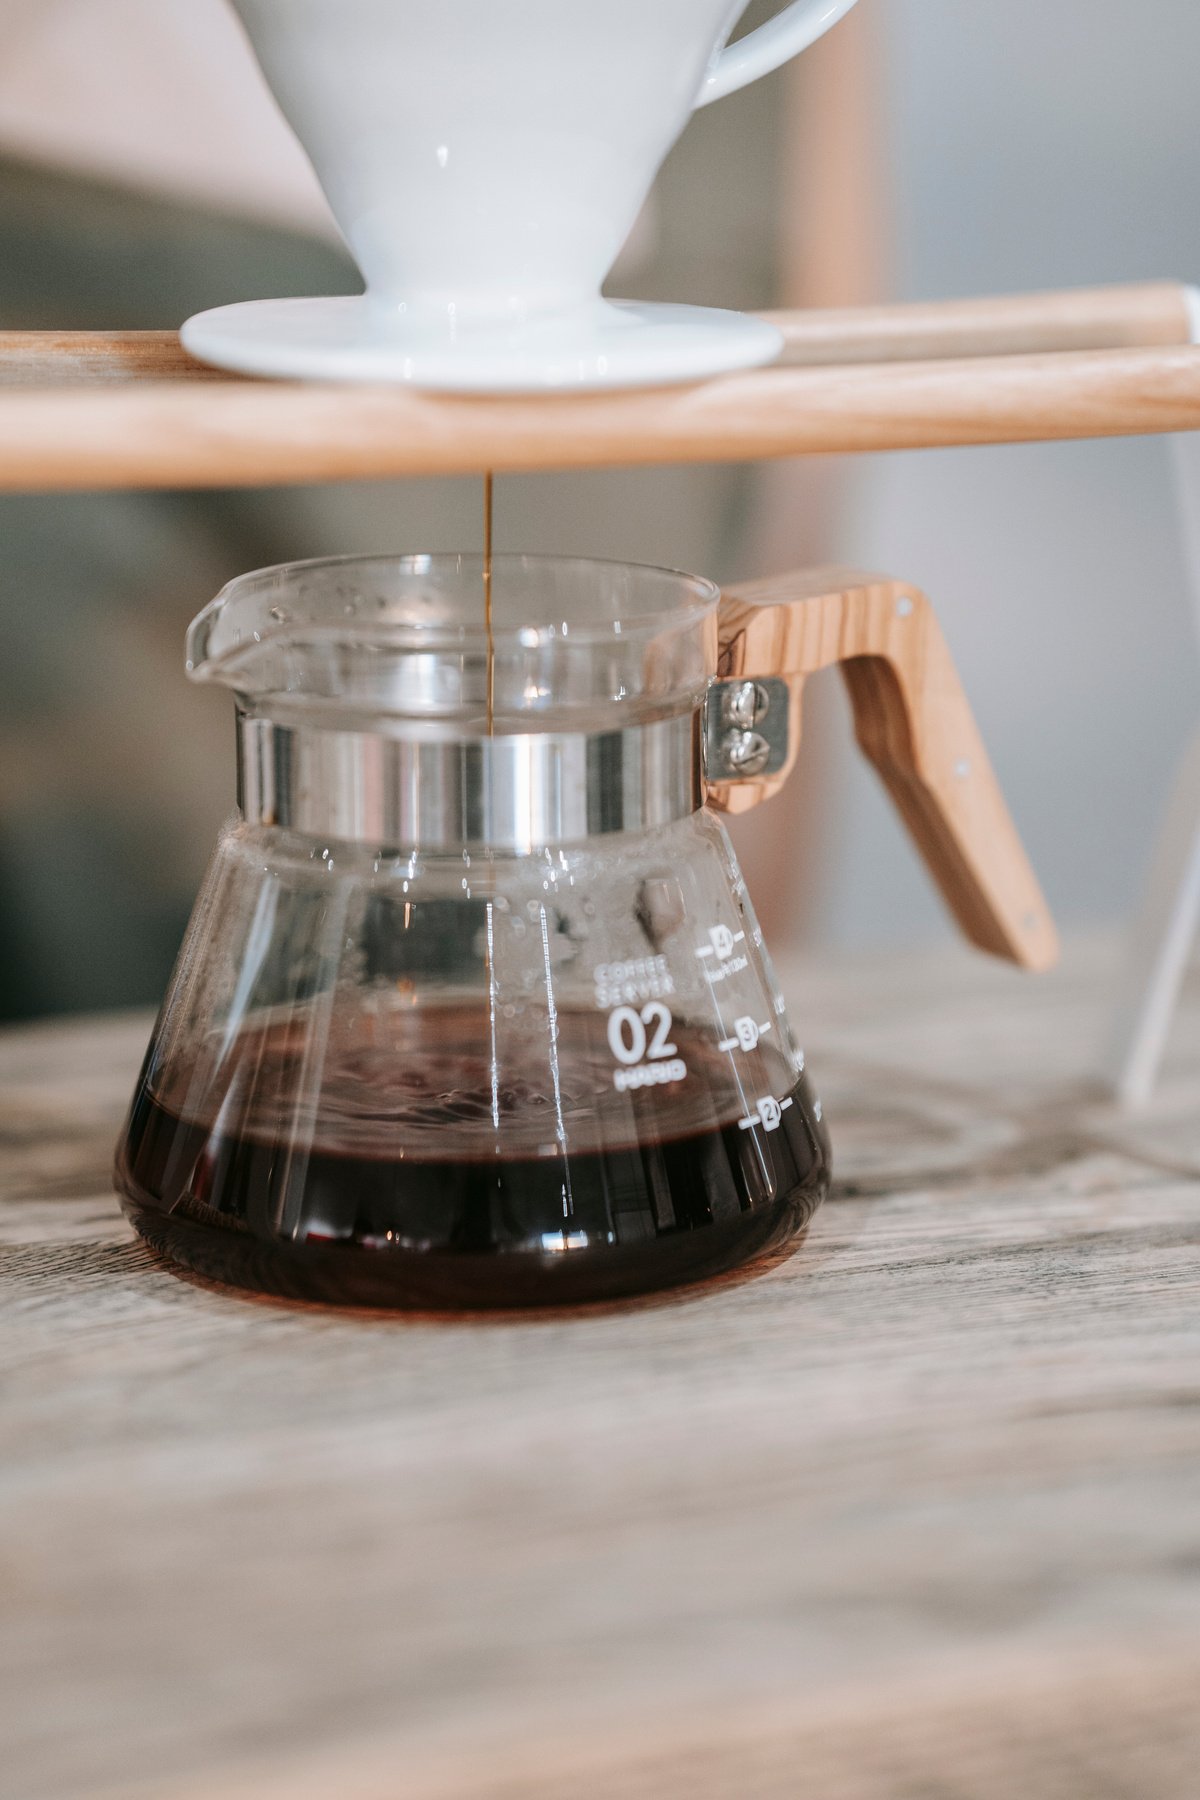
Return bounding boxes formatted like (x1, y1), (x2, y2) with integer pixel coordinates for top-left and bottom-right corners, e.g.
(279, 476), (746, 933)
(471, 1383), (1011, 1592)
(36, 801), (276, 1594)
(180, 296), (783, 392)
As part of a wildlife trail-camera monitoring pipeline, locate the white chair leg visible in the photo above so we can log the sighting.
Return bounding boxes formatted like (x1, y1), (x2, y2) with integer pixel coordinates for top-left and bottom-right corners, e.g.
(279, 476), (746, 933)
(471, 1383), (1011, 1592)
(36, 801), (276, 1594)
(1106, 426), (1200, 1105)
(1171, 428), (1200, 654)
(1107, 722), (1200, 1106)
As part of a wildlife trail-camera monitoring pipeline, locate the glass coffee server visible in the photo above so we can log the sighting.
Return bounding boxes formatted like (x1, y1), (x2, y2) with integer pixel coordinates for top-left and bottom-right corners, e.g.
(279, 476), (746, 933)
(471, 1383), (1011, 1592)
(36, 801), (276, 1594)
(115, 553), (1055, 1306)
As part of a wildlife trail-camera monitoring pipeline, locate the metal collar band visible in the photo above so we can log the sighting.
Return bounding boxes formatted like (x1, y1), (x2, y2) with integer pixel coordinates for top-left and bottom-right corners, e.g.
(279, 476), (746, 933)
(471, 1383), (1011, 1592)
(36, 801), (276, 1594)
(237, 712), (702, 851)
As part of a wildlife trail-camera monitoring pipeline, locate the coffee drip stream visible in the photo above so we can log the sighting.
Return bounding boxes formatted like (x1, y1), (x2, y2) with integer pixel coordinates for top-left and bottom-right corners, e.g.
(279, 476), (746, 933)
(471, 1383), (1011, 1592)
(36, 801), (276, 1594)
(114, 554), (1055, 1308)
(483, 471), (495, 732)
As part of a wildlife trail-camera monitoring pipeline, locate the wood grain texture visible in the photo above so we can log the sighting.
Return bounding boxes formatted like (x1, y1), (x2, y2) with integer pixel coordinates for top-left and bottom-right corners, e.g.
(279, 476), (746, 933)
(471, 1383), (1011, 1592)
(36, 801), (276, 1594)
(712, 570), (1058, 970)
(2, 940), (1199, 1799)
(0, 282), (1191, 393)
(0, 331), (224, 387)
(1, 340), (1200, 491)
(765, 279), (1197, 364)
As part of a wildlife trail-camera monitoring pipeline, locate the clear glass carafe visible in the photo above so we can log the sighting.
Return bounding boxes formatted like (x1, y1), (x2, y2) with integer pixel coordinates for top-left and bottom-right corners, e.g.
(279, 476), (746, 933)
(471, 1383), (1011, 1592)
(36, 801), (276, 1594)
(115, 553), (1056, 1307)
(115, 555), (831, 1306)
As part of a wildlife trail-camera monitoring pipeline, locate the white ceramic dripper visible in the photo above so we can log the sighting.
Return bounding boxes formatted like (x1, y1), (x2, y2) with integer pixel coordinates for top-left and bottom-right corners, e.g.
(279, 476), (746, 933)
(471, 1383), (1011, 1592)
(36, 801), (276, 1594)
(182, 0), (859, 390)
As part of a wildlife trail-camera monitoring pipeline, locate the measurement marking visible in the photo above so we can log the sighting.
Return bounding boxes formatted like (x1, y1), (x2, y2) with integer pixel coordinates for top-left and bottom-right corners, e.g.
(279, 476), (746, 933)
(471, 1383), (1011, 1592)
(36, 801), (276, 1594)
(739, 1094), (791, 1133)
(695, 944), (715, 959)
(733, 930), (745, 943)
(719, 1015), (774, 1054)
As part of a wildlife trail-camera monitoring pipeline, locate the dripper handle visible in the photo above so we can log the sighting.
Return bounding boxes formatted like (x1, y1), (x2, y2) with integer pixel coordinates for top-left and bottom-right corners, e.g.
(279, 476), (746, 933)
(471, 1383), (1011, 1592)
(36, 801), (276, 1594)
(698, 0), (860, 106)
(711, 568), (1058, 971)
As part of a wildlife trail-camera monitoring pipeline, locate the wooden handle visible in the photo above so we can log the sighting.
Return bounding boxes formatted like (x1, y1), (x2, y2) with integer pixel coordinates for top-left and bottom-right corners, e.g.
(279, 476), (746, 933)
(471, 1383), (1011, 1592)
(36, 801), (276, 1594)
(765, 280), (1198, 365)
(710, 569), (1058, 971)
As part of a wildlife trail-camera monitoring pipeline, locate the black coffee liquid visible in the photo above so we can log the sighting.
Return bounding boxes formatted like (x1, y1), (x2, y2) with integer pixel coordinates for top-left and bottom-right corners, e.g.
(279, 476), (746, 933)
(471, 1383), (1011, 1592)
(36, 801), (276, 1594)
(116, 1011), (829, 1309)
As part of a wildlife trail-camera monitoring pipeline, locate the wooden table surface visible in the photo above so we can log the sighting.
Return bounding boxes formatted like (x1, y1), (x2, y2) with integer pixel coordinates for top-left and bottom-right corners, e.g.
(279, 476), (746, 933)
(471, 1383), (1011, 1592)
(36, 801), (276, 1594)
(3, 939), (1199, 1799)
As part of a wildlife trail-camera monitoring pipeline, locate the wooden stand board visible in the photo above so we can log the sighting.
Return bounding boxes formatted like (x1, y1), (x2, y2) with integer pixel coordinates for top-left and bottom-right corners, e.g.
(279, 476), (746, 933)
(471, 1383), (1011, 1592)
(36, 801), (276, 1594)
(1, 283), (1198, 492)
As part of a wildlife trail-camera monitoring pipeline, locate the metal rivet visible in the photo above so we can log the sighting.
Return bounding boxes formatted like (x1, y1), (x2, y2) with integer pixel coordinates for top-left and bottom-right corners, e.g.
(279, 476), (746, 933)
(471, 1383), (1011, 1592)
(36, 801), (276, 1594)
(728, 680), (770, 730)
(896, 595), (914, 618)
(954, 758), (971, 780)
(722, 729), (772, 776)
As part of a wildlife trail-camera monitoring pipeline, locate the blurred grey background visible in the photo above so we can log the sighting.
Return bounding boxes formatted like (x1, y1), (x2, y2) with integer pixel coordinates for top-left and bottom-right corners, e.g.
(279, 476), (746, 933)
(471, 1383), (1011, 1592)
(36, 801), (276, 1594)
(0, 0), (1198, 1020)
